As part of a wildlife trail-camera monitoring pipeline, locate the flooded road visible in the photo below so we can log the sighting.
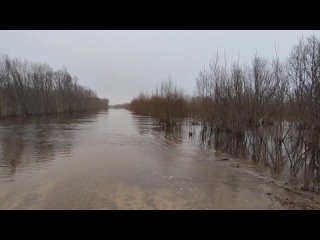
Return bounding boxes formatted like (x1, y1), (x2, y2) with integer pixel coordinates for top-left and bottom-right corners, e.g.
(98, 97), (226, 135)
(0, 109), (319, 209)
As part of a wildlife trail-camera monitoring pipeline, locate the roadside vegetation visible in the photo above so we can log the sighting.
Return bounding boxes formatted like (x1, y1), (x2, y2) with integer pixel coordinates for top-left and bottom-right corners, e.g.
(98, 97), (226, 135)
(129, 35), (320, 191)
(129, 79), (190, 127)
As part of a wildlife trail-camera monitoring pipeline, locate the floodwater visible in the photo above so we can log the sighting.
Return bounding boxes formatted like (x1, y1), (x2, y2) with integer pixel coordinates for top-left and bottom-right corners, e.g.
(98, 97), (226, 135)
(0, 109), (319, 209)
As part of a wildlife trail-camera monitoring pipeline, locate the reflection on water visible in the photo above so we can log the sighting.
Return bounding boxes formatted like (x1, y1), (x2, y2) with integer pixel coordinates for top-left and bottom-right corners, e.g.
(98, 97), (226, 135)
(0, 109), (318, 209)
(0, 111), (100, 178)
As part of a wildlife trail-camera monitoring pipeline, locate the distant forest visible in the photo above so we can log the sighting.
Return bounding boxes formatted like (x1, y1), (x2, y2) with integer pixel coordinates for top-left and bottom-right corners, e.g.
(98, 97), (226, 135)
(0, 55), (108, 118)
(109, 103), (130, 109)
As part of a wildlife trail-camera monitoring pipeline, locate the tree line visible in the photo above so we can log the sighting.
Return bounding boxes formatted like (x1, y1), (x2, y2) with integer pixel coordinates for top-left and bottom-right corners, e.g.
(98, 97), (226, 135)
(129, 80), (190, 126)
(0, 55), (108, 117)
(129, 35), (320, 191)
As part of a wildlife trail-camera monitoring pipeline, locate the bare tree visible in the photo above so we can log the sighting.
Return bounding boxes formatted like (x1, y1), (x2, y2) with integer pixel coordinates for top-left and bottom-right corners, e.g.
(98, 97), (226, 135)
(0, 55), (108, 118)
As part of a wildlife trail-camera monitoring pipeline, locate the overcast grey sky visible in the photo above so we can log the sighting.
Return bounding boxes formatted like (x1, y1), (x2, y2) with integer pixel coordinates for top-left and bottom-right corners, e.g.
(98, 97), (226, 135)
(1, 30), (320, 104)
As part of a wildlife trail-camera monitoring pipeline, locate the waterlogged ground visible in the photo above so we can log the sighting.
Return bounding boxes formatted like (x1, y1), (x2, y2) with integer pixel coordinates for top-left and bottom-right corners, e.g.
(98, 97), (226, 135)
(0, 109), (320, 209)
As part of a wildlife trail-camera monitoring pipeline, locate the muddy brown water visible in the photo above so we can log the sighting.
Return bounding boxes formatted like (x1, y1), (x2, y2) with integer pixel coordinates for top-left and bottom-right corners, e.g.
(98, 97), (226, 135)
(0, 109), (319, 209)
